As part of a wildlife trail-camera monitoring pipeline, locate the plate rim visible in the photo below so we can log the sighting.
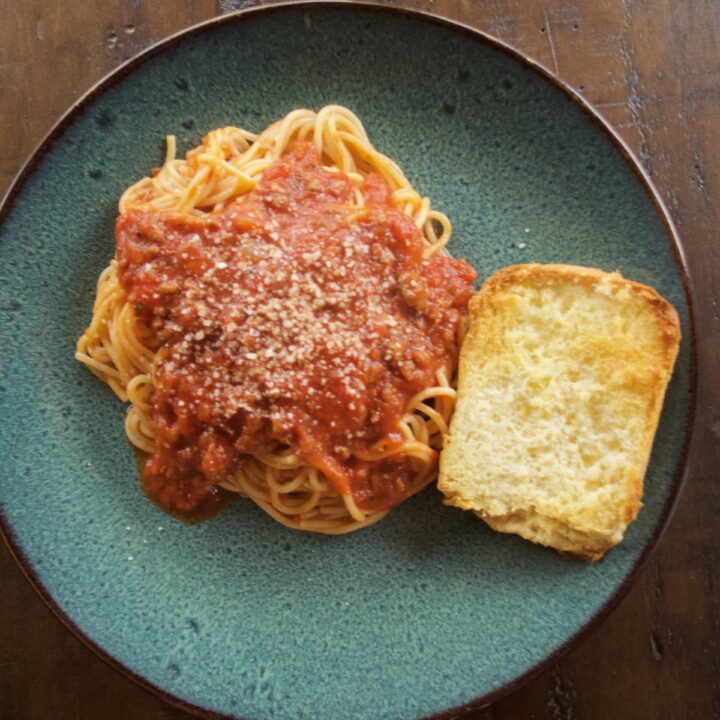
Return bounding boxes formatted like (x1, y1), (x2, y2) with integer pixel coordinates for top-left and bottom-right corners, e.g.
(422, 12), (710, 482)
(0, 2), (699, 719)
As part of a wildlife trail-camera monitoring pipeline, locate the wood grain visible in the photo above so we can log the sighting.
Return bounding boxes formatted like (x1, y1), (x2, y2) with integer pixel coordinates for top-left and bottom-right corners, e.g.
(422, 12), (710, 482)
(1, 1), (719, 719)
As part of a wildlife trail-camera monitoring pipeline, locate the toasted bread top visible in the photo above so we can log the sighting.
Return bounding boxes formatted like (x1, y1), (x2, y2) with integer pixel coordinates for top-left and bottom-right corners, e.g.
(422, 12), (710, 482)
(438, 263), (681, 560)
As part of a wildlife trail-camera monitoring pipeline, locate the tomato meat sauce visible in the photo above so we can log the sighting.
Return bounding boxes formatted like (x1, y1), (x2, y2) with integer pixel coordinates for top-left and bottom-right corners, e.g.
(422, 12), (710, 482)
(116, 143), (476, 519)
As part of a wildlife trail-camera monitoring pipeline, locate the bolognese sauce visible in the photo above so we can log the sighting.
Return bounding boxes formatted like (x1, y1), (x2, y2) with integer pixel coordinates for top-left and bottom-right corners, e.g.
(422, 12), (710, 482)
(116, 143), (476, 519)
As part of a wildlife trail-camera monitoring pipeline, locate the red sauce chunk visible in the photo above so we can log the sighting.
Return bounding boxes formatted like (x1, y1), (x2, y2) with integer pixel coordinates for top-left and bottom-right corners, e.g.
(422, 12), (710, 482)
(116, 143), (476, 519)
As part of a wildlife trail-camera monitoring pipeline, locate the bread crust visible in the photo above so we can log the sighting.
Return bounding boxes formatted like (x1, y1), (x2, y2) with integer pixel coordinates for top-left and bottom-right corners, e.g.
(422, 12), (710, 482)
(438, 263), (681, 561)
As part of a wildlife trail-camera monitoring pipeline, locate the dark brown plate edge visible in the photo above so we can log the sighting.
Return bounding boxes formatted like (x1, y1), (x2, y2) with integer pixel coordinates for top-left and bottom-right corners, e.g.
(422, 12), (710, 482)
(0, 3), (699, 720)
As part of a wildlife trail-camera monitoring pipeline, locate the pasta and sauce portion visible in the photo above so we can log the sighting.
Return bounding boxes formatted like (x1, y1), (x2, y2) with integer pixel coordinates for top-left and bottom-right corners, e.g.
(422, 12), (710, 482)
(76, 106), (476, 533)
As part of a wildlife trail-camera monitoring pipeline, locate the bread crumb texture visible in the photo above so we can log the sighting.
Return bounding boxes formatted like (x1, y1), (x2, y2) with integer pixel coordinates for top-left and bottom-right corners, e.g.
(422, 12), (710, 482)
(438, 264), (680, 561)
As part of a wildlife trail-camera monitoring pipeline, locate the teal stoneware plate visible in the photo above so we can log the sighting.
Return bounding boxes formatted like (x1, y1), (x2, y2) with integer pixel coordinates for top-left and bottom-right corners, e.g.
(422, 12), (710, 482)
(0, 4), (696, 719)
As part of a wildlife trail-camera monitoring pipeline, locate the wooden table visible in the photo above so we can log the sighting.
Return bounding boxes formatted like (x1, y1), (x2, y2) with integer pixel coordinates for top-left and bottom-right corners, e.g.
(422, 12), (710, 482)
(1, 2), (718, 719)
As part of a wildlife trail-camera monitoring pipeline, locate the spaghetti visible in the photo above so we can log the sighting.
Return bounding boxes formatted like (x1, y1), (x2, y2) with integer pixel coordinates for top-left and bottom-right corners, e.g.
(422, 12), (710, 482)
(76, 106), (476, 533)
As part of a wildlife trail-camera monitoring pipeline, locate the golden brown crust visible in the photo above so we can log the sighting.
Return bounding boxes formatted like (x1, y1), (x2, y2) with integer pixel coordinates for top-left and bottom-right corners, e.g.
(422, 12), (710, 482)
(439, 263), (681, 562)
(473, 263), (681, 349)
(479, 512), (611, 562)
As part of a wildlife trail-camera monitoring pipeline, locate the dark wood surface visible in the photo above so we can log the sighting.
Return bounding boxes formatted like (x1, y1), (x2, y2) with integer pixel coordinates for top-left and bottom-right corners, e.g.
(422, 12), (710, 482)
(1, 2), (718, 719)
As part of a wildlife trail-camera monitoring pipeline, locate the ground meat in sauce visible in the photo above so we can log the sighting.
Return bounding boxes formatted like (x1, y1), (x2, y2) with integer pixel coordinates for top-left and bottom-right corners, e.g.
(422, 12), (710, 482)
(116, 142), (476, 519)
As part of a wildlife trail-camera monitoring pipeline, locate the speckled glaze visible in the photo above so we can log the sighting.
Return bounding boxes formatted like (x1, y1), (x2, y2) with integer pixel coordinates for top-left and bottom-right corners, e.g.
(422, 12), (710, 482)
(0, 5), (694, 720)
